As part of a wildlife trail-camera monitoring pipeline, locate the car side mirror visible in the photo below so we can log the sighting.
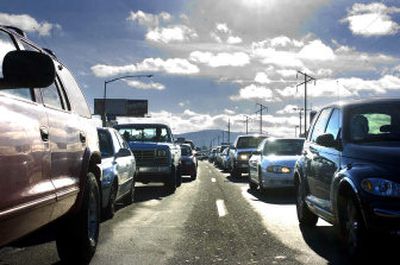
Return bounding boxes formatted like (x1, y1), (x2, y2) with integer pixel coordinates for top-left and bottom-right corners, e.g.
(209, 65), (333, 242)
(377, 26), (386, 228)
(316, 133), (337, 148)
(0, 50), (55, 89)
(115, 148), (132, 158)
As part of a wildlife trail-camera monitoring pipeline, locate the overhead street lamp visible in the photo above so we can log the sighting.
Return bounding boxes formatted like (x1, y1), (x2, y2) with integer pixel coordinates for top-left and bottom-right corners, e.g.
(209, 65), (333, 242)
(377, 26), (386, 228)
(102, 74), (153, 127)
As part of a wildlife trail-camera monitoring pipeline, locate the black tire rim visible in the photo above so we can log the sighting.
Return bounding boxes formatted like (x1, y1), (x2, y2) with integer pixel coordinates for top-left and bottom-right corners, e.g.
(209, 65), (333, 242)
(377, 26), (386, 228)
(87, 188), (98, 247)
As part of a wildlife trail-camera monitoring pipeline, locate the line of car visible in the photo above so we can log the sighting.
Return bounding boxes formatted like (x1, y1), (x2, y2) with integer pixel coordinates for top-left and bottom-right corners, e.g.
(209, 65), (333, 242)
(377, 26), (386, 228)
(0, 25), (198, 264)
(209, 99), (400, 261)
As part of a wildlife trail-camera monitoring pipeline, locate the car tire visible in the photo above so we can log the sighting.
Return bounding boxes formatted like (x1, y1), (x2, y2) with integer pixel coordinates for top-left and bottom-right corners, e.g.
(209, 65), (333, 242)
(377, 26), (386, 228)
(176, 167), (182, 187)
(296, 180), (318, 227)
(103, 180), (117, 219)
(191, 170), (197, 180)
(165, 166), (177, 193)
(230, 167), (241, 178)
(123, 176), (136, 205)
(56, 172), (100, 264)
(248, 179), (258, 191)
(258, 170), (266, 194)
(341, 195), (368, 261)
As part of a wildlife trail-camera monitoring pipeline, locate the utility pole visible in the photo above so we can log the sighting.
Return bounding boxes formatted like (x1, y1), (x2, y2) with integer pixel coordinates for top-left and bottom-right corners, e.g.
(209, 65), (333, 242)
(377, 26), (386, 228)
(293, 107), (304, 136)
(296, 71), (316, 135)
(217, 135), (220, 145)
(295, 125), (300, 138)
(222, 131), (225, 143)
(255, 103), (268, 135)
(243, 115), (250, 134)
(227, 119), (231, 144)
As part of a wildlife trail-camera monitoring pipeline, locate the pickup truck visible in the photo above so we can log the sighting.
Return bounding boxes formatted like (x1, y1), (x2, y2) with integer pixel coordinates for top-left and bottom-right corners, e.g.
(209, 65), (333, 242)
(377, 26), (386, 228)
(114, 123), (182, 192)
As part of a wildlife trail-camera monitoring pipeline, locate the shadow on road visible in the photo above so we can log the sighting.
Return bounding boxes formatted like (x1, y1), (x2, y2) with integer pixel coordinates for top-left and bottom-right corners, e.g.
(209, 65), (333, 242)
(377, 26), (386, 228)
(129, 184), (173, 203)
(248, 187), (296, 205)
(225, 175), (248, 184)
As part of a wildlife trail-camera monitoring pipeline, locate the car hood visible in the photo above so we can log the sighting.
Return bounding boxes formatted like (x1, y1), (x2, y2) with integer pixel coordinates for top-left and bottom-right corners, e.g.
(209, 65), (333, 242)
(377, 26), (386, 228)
(128, 141), (171, 150)
(236, 148), (257, 153)
(262, 155), (300, 168)
(344, 143), (400, 166)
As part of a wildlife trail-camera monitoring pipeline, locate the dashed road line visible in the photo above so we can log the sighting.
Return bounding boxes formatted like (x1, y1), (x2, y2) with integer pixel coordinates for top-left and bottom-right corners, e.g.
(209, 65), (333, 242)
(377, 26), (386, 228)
(211, 178), (216, 183)
(216, 199), (227, 217)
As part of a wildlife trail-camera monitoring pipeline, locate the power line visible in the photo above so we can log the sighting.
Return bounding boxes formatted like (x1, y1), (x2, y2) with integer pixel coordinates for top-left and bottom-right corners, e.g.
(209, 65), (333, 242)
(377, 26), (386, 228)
(296, 71), (316, 135)
(255, 103), (268, 135)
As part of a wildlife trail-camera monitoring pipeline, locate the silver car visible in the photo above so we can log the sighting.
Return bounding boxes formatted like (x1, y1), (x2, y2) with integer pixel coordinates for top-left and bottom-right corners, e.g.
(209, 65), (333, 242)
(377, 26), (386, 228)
(248, 138), (305, 192)
(98, 128), (137, 219)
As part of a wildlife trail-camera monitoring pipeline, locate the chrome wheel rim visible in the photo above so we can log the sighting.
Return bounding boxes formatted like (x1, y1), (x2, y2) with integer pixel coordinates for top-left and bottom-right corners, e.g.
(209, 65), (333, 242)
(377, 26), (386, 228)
(87, 189), (98, 247)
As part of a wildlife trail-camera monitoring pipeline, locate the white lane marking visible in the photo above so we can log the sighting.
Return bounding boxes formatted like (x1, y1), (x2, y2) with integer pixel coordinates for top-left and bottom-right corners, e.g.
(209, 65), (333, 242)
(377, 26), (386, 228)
(216, 199), (227, 217)
(211, 178), (216, 183)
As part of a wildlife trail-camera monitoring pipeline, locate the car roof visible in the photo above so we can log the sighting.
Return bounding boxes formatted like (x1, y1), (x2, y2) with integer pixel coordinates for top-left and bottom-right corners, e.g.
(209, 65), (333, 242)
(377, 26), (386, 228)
(114, 123), (169, 128)
(322, 98), (400, 110)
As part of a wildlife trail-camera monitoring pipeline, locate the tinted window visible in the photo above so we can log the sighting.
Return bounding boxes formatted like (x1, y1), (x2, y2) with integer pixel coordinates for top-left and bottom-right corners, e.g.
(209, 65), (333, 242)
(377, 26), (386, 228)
(236, 136), (267, 148)
(98, 130), (114, 158)
(118, 126), (171, 143)
(58, 68), (91, 118)
(181, 145), (192, 156)
(263, 139), (305, 156)
(42, 82), (64, 109)
(310, 108), (332, 142)
(325, 108), (341, 140)
(348, 103), (400, 143)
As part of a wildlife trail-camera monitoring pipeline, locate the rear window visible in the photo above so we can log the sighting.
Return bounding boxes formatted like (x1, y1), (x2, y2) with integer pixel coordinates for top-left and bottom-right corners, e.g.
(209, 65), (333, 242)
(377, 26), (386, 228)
(236, 136), (267, 148)
(118, 126), (172, 143)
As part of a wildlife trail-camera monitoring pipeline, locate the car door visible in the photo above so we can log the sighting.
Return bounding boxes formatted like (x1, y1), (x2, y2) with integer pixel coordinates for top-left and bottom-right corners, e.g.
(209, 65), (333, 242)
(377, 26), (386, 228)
(112, 130), (135, 198)
(304, 108), (332, 200)
(315, 108), (342, 209)
(0, 30), (56, 245)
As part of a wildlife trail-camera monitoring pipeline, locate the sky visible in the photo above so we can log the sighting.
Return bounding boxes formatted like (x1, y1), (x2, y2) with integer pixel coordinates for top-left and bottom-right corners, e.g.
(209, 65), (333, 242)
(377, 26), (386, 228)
(1, 0), (400, 137)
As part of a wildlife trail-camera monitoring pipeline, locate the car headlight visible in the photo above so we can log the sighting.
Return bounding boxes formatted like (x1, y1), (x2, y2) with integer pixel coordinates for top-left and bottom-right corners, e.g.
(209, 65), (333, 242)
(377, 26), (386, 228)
(239, 154), (249, 160)
(157, 150), (167, 157)
(267, 165), (291, 174)
(361, 178), (400, 197)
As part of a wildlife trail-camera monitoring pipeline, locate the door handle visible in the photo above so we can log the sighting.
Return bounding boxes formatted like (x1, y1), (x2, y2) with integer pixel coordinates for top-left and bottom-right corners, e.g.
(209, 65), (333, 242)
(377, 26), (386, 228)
(40, 126), (49, 142)
(79, 131), (86, 143)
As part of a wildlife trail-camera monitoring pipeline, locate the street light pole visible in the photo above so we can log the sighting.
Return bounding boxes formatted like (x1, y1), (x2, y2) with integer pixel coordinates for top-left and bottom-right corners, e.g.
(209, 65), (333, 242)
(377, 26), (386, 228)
(102, 74), (153, 127)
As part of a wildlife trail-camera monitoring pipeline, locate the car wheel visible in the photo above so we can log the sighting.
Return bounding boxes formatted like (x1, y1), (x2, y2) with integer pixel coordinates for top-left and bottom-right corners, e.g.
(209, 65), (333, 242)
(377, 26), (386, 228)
(165, 166), (177, 193)
(176, 167), (182, 187)
(191, 170), (197, 180)
(230, 167), (241, 178)
(56, 172), (100, 264)
(123, 176), (136, 205)
(258, 170), (266, 194)
(296, 180), (318, 227)
(341, 195), (367, 261)
(103, 180), (117, 219)
(248, 178), (258, 191)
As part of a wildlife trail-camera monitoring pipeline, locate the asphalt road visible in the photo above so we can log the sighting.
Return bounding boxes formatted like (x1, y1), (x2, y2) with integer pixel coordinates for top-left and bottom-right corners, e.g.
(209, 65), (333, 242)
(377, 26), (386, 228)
(0, 161), (396, 265)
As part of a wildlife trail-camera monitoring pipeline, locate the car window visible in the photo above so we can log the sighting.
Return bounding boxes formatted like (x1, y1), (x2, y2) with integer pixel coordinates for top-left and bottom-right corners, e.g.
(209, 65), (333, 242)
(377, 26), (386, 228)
(0, 30), (16, 79)
(325, 108), (341, 140)
(58, 67), (91, 118)
(181, 145), (192, 156)
(118, 126), (171, 142)
(348, 103), (400, 143)
(98, 130), (114, 158)
(236, 136), (267, 148)
(310, 108), (332, 142)
(41, 82), (65, 110)
(263, 139), (305, 156)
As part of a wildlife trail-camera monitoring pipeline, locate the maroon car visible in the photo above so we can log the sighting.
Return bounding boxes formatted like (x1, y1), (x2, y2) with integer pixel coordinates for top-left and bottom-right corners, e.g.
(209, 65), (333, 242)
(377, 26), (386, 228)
(0, 26), (102, 264)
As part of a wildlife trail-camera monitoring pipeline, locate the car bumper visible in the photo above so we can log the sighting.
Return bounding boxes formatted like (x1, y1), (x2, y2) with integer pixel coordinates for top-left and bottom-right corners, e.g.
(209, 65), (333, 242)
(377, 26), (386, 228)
(180, 163), (196, 175)
(361, 198), (400, 234)
(234, 160), (249, 172)
(260, 173), (294, 189)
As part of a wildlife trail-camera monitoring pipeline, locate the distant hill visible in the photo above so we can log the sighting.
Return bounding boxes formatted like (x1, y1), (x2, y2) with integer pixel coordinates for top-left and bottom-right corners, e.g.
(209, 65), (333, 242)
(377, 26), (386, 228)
(175, 129), (242, 149)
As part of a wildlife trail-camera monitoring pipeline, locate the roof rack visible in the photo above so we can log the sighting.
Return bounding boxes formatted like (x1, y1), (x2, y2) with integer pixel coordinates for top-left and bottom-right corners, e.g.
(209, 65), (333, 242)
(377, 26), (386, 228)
(2, 25), (27, 37)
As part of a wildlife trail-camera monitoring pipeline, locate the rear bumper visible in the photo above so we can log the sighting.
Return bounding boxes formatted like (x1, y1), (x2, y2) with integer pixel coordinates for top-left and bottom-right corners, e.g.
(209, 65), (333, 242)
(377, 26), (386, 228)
(234, 160), (249, 173)
(136, 166), (171, 183)
(180, 163), (196, 176)
(260, 173), (295, 189)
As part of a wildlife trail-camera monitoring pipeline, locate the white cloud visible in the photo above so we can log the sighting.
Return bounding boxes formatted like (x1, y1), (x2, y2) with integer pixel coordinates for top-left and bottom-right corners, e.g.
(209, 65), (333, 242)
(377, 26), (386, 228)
(227, 36), (242, 44)
(224, 108), (235, 115)
(230, 84), (275, 101)
(127, 10), (171, 28)
(125, 80), (165, 90)
(276, 69), (297, 78)
(0, 13), (60, 36)
(91, 57), (199, 77)
(189, 51), (250, 67)
(341, 3), (400, 37)
(254, 72), (271, 84)
(298, 40), (336, 61)
(146, 25), (198, 43)
(216, 23), (231, 34)
(276, 104), (299, 114)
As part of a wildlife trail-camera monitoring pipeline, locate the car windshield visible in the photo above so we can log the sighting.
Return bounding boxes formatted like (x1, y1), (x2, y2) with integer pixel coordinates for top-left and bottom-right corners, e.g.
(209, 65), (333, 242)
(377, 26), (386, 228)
(348, 103), (400, 143)
(181, 145), (192, 156)
(236, 137), (267, 149)
(264, 139), (305, 156)
(118, 126), (171, 143)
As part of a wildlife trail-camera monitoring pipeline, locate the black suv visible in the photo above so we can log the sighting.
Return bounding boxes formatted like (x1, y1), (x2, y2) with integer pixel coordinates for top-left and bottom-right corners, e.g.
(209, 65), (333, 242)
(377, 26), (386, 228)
(294, 99), (400, 259)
